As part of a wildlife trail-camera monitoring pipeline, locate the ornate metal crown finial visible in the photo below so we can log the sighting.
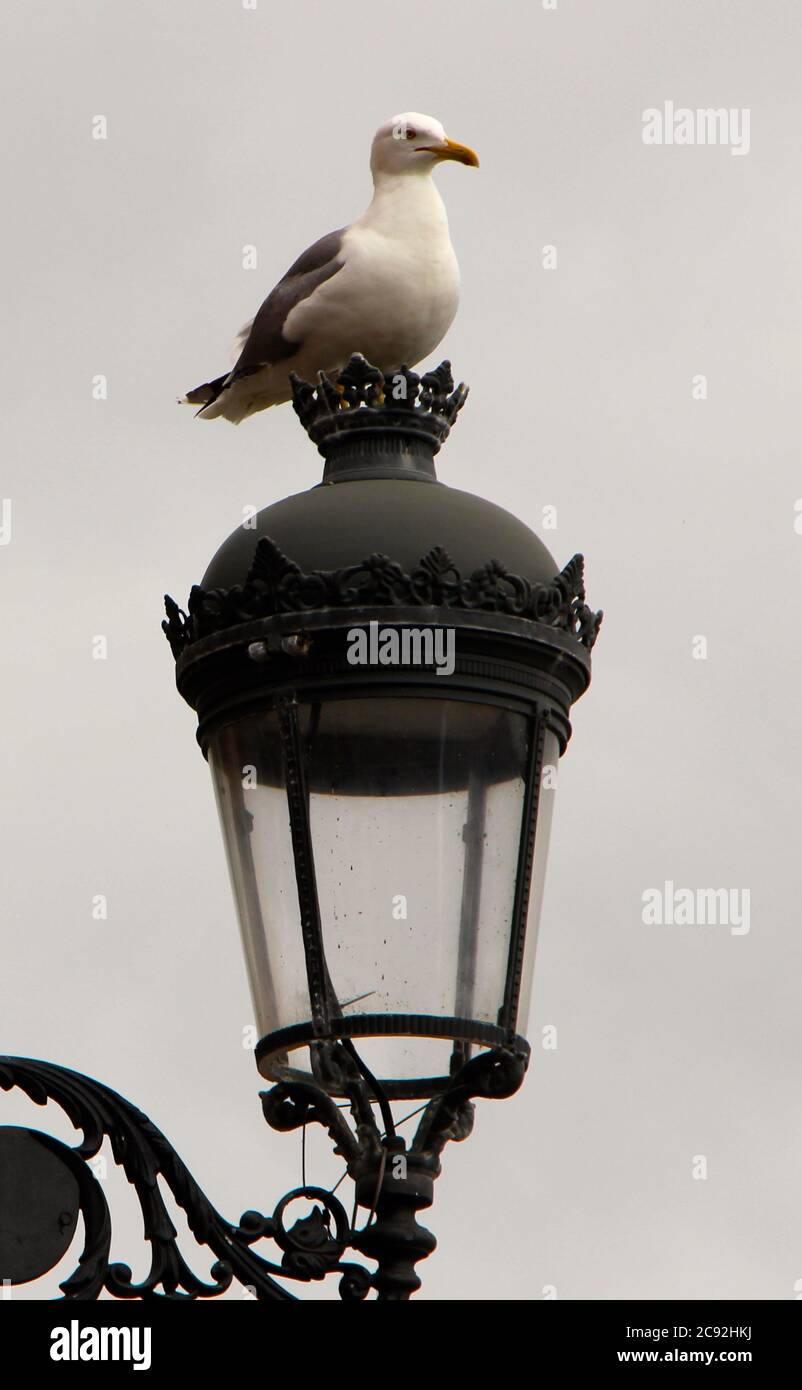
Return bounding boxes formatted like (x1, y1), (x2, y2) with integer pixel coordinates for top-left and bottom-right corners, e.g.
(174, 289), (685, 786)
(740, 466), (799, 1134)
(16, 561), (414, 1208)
(289, 354), (469, 455)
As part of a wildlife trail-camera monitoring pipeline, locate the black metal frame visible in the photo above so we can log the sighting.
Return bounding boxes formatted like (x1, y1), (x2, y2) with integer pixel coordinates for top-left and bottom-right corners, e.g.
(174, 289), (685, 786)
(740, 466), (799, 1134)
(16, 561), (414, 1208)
(256, 1018), (531, 1100)
(182, 606), (589, 752)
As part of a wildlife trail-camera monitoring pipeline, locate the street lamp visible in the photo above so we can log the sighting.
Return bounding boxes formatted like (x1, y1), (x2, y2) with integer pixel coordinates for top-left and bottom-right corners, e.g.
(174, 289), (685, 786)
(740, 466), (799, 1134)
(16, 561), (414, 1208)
(165, 355), (600, 1107)
(1, 356), (600, 1302)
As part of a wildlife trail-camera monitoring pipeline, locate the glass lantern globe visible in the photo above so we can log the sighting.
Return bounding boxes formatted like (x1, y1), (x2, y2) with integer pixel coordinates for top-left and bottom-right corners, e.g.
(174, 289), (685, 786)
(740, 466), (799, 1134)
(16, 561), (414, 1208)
(208, 690), (561, 1097)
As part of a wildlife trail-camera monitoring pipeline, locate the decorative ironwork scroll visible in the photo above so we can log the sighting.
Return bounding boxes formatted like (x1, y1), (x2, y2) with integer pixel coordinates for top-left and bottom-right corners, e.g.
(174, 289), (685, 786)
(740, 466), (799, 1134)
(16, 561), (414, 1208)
(0, 1045), (525, 1301)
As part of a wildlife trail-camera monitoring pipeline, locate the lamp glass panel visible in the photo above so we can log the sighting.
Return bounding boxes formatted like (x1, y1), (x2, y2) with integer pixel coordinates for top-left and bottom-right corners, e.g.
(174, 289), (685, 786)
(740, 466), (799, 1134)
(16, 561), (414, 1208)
(210, 712), (307, 1038)
(209, 696), (535, 1088)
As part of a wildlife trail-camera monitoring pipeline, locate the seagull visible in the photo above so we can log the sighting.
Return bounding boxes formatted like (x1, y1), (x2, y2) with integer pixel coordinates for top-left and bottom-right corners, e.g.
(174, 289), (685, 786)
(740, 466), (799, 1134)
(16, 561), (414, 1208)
(180, 112), (478, 424)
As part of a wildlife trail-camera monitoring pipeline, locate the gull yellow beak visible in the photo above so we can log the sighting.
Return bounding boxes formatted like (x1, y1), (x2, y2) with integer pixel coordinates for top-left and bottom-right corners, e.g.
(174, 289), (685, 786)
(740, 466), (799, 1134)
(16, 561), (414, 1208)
(420, 137), (480, 168)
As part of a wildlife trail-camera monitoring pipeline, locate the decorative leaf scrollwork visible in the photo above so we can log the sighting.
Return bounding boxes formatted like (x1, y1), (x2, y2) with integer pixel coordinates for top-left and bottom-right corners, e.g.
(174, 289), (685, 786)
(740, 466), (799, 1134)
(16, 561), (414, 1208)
(0, 1056), (367, 1301)
(164, 542), (602, 659)
(2, 1046), (529, 1302)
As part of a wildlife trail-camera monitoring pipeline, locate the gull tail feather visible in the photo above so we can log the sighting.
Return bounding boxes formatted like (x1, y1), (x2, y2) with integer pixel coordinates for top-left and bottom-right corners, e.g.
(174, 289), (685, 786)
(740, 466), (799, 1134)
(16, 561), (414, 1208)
(178, 373), (229, 409)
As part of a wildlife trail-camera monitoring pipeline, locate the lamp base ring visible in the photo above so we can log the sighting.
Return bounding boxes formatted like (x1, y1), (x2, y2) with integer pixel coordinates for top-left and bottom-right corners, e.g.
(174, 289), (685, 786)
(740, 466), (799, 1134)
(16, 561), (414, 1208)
(254, 1014), (530, 1100)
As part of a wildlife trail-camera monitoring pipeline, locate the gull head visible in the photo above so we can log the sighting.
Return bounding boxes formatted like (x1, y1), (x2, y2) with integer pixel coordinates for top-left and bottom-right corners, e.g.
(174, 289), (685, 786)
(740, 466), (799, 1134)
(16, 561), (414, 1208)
(370, 112), (479, 179)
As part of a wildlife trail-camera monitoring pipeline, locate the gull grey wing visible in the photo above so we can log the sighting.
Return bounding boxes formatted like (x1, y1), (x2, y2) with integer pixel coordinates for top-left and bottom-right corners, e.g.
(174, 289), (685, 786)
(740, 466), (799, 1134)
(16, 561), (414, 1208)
(229, 318), (253, 365)
(231, 228), (346, 381)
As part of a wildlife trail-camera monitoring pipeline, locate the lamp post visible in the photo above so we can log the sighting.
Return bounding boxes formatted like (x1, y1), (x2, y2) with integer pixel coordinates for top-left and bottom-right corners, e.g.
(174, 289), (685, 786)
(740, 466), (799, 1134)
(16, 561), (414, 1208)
(1, 356), (600, 1302)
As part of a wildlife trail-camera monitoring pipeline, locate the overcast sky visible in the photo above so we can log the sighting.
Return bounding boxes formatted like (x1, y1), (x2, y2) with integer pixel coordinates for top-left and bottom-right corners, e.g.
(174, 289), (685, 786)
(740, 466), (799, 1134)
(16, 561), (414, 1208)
(2, 0), (802, 1300)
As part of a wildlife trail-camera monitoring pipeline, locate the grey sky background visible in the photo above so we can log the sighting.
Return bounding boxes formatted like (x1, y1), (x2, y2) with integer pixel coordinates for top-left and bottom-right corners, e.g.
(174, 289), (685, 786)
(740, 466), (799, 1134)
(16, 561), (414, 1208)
(2, 0), (801, 1300)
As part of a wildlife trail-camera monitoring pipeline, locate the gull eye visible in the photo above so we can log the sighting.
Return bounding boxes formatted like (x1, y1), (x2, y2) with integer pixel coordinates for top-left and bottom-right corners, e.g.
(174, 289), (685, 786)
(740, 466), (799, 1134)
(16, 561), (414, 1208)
(405, 128), (417, 140)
